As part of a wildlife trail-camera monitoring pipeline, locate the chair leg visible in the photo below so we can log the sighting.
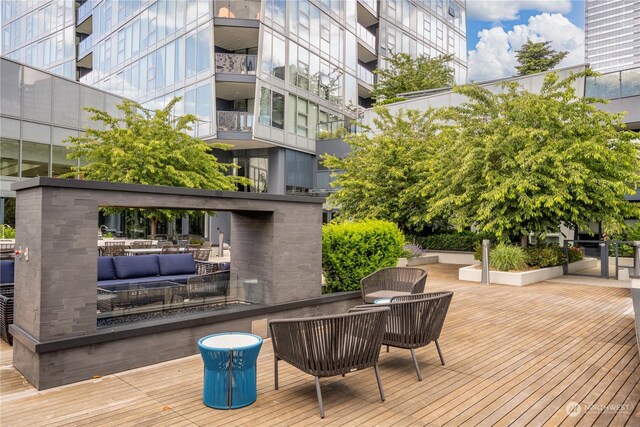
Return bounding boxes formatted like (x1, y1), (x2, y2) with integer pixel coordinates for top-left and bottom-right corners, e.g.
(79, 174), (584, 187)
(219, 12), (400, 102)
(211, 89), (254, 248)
(386, 345), (389, 353)
(410, 348), (422, 381)
(315, 376), (325, 418)
(435, 340), (445, 366)
(274, 357), (279, 390)
(374, 363), (385, 401)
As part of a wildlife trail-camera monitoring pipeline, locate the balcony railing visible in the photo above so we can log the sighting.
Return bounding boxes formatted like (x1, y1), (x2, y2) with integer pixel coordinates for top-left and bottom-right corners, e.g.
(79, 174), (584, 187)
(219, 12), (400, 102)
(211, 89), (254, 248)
(214, 0), (261, 20)
(357, 63), (375, 85)
(215, 53), (257, 75)
(77, 0), (93, 22)
(78, 34), (93, 57)
(585, 66), (640, 100)
(217, 111), (254, 132)
(359, 0), (378, 14)
(356, 23), (377, 51)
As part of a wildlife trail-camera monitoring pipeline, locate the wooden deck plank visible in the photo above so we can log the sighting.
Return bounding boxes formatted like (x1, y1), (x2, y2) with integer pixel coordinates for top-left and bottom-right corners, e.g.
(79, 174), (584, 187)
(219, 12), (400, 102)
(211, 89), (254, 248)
(1, 264), (638, 426)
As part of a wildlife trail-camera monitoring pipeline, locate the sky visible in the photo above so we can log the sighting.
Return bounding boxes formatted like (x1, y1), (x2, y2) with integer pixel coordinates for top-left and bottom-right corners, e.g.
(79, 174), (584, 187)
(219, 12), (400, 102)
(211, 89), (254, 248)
(465, 0), (586, 82)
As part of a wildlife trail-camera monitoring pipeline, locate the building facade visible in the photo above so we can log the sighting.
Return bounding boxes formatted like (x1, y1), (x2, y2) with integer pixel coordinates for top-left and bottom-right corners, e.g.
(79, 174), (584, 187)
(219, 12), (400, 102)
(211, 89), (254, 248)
(585, 0), (640, 73)
(1, 0), (467, 197)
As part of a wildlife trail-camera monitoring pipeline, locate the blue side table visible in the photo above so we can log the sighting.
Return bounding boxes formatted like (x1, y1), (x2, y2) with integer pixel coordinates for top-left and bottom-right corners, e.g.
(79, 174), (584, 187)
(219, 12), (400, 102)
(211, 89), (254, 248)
(198, 332), (263, 409)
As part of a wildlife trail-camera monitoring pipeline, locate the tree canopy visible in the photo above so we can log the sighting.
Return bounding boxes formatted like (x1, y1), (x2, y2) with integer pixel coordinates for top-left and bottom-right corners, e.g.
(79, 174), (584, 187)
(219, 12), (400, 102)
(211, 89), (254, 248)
(424, 71), (640, 243)
(322, 107), (441, 234)
(514, 39), (568, 76)
(65, 97), (250, 235)
(372, 52), (454, 103)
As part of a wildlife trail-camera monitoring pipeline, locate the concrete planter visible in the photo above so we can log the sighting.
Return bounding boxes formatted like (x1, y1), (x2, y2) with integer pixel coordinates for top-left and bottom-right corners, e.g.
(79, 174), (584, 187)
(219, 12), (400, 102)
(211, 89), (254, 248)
(566, 258), (599, 273)
(425, 250), (476, 265)
(459, 264), (563, 286)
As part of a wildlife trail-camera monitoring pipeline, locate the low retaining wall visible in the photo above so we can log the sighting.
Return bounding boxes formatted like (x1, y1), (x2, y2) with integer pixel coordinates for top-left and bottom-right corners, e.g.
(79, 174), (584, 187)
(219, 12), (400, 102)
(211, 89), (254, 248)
(10, 291), (361, 390)
(459, 264), (564, 286)
(424, 251), (476, 265)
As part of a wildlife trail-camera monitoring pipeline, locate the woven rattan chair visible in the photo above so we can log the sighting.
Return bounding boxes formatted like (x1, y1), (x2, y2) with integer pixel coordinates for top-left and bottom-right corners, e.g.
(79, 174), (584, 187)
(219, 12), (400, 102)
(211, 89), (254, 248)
(350, 291), (453, 381)
(184, 244), (202, 254)
(360, 267), (427, 304)
(193, 248), (211, 261)
(160, 244), (180, 254)
(269, 307), (390, 418)
(186, 270), (230, 302)
(101, 244), (125, 257)
(131, 240), (153, 249)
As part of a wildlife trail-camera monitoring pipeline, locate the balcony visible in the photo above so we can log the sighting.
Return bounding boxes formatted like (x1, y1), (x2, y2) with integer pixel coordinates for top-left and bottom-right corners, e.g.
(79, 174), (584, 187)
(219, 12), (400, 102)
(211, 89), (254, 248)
(217, 111), (253, 132)
(77, 0), (93, 23)
(214, 0), (261, 20)
(215, 53), (257, 75)
(358, 0), (378, 14)
(585, 66), (640, 99)
(356, 23), (377, 52)
(357, 63), (375, 86)
(78, 34), (93, 58)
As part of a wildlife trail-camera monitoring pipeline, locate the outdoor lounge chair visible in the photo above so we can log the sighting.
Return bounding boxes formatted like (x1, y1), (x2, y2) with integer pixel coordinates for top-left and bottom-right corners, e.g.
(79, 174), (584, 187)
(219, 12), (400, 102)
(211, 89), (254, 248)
(360, 267), (427, 303)
(269, 307), (390, 418)
(349, 291), (453, 381)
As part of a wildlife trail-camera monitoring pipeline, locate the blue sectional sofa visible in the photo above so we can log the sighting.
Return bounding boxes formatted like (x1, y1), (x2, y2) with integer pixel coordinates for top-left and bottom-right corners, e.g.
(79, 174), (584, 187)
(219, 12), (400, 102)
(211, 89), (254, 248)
(0, 259), (15, 344)
(98, 254), (199, 287)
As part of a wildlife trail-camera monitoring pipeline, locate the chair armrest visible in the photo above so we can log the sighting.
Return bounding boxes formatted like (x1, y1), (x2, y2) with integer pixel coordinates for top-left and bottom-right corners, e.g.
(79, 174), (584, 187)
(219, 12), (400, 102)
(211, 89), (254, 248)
(195, 260), (220, 275)
(360, 270), (383, 301)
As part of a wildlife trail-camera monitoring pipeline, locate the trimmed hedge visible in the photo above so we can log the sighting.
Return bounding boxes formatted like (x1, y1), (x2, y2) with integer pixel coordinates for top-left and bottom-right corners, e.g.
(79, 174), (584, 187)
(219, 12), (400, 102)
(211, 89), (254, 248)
(322, 219), (404, 293)
(416, 231), (490, 252)
(476, 242), (582, 269)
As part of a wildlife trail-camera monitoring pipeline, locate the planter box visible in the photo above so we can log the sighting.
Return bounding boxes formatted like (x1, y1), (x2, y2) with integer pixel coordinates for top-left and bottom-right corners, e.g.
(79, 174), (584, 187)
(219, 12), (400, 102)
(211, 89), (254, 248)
(459, 264), (564, 286)
(424, 251), (476, 265)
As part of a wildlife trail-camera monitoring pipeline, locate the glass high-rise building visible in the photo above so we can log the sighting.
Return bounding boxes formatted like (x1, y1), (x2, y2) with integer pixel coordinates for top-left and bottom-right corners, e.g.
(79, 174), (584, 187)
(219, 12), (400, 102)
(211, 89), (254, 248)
(1, 0), (467, 196)
(585, 0), (640, 73)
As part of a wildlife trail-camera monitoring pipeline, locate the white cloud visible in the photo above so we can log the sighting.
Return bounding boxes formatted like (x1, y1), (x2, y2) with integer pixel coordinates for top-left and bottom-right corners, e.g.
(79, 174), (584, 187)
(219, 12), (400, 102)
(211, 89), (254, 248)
(467, 13), (585, 82)
(466, 0), (572, 22)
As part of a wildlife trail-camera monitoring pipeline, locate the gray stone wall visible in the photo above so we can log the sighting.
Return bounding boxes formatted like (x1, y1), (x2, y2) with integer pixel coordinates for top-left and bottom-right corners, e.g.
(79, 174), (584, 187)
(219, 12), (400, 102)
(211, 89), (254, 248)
(11, 178), (325, 390)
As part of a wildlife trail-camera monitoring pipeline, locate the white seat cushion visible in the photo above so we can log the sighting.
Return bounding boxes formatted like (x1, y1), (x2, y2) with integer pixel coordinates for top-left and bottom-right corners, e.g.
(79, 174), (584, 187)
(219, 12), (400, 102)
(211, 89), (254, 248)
(364, 290), (410, 304)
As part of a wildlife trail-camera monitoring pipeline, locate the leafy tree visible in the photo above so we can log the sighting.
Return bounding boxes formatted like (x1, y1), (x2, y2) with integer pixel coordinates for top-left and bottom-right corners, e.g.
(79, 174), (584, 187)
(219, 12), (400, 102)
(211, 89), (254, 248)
(373, 52), (454, 103)
(322, 107), (441, 234)
(65, 97), (250, 236)
(515, 39), (568, 76)
(424, 70), (640, 246)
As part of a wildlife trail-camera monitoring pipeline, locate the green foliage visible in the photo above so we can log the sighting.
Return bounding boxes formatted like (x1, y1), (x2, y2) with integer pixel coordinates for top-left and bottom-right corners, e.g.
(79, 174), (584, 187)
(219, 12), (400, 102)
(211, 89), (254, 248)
(568, 246), (584, 263)
(417, 231), (490, 252)
(323, 107), (441, 233)
(0, 224), (15, 239)
(317, 127), (348, 140)
(374, 97), (407, 106)
(101, 232), (114, 238)
(515, 39), (568, 76)
(425, 71), (640, 242)
(322, 220), (404, 293)
(64, 97), (251, 236)
(189, 236), (205, 245)
(524, 245), (565, 268)
(373, 52), (454, 103)
(610, 223), (640, 256)
(490, 243), (527, 271)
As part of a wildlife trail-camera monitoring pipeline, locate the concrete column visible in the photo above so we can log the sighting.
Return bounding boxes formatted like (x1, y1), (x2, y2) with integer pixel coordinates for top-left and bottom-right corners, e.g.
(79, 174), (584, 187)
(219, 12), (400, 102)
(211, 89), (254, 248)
(268, 147), (286, 195)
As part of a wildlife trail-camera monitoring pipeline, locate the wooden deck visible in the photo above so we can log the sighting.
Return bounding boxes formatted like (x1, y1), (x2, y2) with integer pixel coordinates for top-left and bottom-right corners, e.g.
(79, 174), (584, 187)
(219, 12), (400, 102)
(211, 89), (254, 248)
(1, 264), (639, 426)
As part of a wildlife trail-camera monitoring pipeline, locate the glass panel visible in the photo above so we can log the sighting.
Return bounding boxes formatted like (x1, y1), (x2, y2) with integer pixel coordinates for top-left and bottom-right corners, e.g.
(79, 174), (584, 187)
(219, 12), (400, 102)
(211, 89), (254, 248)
(22, 141), (50, 178)
(196, 27), (211, 73)
(22, 68), (52, 122)
(585, 73), (620, 100)
(621, 69), (640, 98)
(52, 77), (80, 128)
(272, 34), (285, 80)
(261, 30), (272, 77)
(1, 60), (21, 117)
(51, 144), (76, 177)
(0, 138), (19, 177)
(259, 87), (271, 126)
(186, 34), (196, 77)
(272, 91), (284, 129)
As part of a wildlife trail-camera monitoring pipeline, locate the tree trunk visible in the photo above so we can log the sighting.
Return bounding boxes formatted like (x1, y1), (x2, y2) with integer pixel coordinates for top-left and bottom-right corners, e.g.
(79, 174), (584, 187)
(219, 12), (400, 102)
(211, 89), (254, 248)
(150, 216), (157, 239)
(520, 234), (528, 248)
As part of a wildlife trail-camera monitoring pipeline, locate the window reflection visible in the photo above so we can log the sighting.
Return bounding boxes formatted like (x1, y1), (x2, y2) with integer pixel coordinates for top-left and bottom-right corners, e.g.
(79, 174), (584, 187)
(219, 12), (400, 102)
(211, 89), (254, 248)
(0, 139), (19, 177)
(22, 141), (50, 178)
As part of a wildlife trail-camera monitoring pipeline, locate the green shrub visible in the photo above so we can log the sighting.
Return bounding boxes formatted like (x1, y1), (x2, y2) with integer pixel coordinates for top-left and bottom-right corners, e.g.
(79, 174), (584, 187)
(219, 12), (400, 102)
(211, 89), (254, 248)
(489, 244), (527, 271)
(417, 231), (488, 252)
(322, 219), (404, 293)
(568, 245), (584, 263)
(0, 224), (15, 239)
(524, 245), (565, 268)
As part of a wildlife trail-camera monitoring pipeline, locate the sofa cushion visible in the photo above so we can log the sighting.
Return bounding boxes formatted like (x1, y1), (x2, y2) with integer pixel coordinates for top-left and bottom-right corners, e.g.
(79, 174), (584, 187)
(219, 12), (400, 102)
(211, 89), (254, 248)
(113, 255), (160, 279)
(0, 259), (14, 283)
(158, 253), (196, 276)
(97, 257), (116, 281)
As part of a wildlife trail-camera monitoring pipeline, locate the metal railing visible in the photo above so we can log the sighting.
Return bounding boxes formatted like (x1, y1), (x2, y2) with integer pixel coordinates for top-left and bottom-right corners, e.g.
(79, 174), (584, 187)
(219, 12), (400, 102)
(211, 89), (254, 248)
(215, 53), (257, 75)
(217, 111), (253, 132)
(78, 34), (93, 57)
(585, 66), (640, 100)
(356, 23), (376, 51)
(77, 0), (93, 22)
(357, 63), (375, 85)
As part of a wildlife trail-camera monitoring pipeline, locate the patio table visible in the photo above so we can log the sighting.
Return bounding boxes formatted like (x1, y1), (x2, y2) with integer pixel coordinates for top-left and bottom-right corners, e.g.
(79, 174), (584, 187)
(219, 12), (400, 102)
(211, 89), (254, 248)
(198, 332), (263, 409)
(124, 247), (185, 255)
